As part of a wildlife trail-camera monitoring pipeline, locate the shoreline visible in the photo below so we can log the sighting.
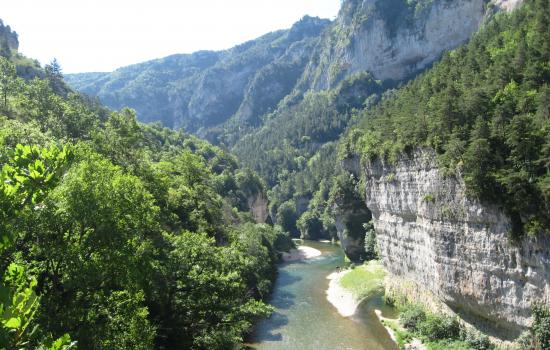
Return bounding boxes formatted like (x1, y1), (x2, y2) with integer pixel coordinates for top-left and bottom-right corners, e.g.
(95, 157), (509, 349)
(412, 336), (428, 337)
(281, 245), (322, 262)
(326, 269), (359, 317)
(374, 309), (399, 344)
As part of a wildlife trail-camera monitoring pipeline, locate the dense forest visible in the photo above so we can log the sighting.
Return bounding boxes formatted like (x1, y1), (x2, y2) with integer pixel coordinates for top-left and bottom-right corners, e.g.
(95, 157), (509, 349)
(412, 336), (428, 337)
(0, 22), (292, 349)
(342, 0), (550, 237)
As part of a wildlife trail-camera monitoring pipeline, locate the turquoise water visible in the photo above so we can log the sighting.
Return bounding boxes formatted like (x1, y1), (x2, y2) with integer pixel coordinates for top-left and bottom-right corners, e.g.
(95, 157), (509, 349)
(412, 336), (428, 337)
(247, 241), (398, 350)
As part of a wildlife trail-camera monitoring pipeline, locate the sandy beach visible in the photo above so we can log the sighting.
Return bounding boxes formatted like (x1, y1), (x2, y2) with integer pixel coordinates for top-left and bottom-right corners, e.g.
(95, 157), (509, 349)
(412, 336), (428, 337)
(281, 245), (322, 262)
(326, 270), (359, 317)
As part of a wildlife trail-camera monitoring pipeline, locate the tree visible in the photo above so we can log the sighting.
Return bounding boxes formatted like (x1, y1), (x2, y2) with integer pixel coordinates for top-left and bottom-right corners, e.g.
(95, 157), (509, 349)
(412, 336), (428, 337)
(363, 221), (379, 261)
(44, 59), (66, 95)
(0, 57), (17, 113)
(0, 144), (74, 349)
(32, 155), (158, 349)
(157, 231), (272, 349)
(276, 200), (298, 235)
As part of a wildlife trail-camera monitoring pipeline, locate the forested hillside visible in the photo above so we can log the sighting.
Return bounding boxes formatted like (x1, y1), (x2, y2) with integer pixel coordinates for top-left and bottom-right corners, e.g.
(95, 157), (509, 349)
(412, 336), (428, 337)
(66, 16), (329, 131)
(0, 25), (291, 349)
(342, 0), (549, 236)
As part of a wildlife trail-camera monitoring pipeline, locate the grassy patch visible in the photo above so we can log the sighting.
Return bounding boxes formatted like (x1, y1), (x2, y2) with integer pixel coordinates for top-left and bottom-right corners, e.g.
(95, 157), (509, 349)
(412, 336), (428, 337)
(383, 319), (413, 349)
(339, 260), (385, 300)
(426, 339), (472, 350)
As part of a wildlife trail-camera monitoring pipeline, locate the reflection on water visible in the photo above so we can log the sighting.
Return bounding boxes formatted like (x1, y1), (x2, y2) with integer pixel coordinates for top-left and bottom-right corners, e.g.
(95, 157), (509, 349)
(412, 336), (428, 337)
(247, 241), (398, 350)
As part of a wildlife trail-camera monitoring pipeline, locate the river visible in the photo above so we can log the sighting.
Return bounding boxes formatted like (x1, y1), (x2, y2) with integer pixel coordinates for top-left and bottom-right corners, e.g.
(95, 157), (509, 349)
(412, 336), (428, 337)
(247, 241), (399, 350)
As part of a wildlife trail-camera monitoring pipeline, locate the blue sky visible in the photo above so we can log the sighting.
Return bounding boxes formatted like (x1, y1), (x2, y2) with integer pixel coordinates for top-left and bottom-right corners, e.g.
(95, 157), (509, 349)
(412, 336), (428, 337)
(2, 0), (341, 73)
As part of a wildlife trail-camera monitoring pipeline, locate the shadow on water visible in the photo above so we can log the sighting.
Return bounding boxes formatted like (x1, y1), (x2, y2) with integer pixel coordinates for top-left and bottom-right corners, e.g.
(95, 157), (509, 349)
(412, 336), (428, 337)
(274, 269), (302, 289)
(247, 269), (298, 343)
(251, 311), (289, 342)
(270, 290), (295, 310)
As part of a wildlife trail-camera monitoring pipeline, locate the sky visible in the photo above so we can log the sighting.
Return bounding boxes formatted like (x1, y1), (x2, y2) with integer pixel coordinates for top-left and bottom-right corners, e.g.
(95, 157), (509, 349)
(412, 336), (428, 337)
(1, 0), (342, 74)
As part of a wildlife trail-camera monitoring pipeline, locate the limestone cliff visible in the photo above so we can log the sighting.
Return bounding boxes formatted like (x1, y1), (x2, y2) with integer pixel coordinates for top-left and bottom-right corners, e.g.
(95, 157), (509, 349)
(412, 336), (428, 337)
(247, 193), (269, 224)
(359, 149), (550, 338)
(0, 19), (18, 54)
(299, 0), (522, 90)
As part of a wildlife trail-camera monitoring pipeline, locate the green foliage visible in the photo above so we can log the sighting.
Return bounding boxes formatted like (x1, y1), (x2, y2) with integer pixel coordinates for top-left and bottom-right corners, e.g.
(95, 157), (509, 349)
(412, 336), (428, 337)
(515, 330), (534, 350)
(159, 231), (273, 349)
(422, 194), (436, 203)
(349, 0), (550, 235)
(0, 263), (40, 348)
(461, 329), (494, 350)
(417, 314), (461, 342)
(383, 319), (414, 348)
(532, 303), (550, 350)
(277, 200), (298, 235)
(396, 304), (495, 350)
(400, 304), (427, 331)
(0, 57), (18, 113)
(391, 308), (493, 350)
(426, 339), (475, 350)
(0, 35), (282, 349)
(363, 221), (379, 261)
(338, 261), (385, 300)
(0, 143), (72, 349)
(297, 210), (324, 239)
(47, 334), (76, 350)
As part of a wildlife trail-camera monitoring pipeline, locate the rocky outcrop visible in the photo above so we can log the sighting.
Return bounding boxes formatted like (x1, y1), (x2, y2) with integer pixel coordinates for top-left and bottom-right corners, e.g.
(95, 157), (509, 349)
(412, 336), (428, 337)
(247, 193), (269, 223)
(334, 204), (371, 262)
(329, 167), (372, 262)
(0, 19), (19, 53)
(361, 149), (550, 338)
(299, 0), (522, 90)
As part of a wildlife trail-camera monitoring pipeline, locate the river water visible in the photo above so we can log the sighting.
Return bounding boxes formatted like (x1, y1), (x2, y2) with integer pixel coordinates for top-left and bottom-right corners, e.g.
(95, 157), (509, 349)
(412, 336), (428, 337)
(247, 241), (399, 350)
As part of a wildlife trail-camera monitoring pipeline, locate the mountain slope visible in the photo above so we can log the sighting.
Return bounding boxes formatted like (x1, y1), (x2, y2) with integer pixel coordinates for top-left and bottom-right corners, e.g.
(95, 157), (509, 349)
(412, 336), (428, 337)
(67, 0), (523, 232)
(66, 16), (329, 130)
(230, 0), (522, 229)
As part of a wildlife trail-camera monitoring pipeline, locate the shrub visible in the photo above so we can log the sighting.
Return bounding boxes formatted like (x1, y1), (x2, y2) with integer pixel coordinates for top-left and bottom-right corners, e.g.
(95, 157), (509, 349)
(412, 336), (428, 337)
(515, 330), (533, 350)
(533, 304), (550, 350)
(400, 305), (427, 331)
(422, 193), (436, 203)
(418, 314), (461, 341)
(427, 339), (472, 350)
(363, 221), (379, 261)
(461, 329), (494, 350)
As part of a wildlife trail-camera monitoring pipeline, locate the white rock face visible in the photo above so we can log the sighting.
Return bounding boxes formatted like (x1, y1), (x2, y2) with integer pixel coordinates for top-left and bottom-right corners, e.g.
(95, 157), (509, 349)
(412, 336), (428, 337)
(247, 193), (269, 223)
(352, 0), (486, 81)
(361, 149), (550, 336)
(493, 0), (523, 11)
(305, 0), (523, 89)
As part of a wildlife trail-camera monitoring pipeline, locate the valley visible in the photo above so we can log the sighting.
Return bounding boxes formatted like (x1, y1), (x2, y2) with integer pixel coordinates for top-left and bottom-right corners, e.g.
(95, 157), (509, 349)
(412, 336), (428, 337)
(0, 0), (549, 349)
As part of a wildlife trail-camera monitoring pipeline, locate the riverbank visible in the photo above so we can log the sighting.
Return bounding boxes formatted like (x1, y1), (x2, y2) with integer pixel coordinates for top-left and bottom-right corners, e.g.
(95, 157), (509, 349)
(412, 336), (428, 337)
(326, 261), (386, 317)
(326, 269), (358, 317)
(250, 241), (399, 349)
(281, 245), (322, 262)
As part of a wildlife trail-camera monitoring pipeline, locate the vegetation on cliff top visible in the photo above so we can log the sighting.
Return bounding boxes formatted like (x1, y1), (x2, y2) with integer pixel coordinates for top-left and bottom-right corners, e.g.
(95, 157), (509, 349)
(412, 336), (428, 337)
(343, 0), (550, 236)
